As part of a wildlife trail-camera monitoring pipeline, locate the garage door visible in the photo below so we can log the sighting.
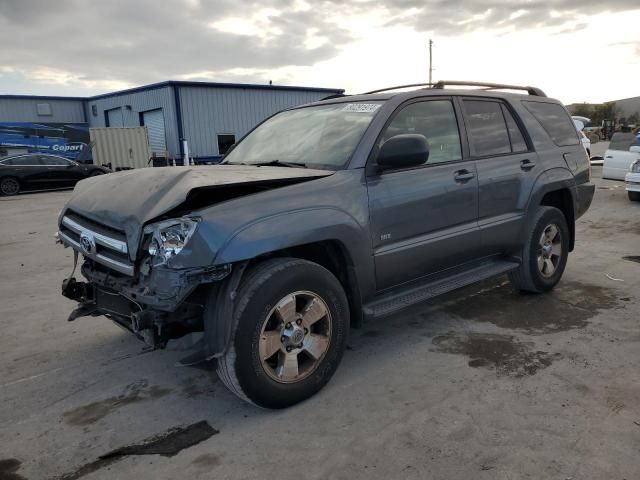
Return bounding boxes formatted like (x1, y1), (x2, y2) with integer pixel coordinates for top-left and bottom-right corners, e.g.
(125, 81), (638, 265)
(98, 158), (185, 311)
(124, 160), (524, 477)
(106, 108), (123, 127)
(142, 109), (167, 154)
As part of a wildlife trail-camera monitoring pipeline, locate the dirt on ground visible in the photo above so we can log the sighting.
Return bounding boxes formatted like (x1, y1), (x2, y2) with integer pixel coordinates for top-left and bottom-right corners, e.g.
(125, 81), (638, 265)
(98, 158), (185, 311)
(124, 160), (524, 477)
(1, 166), (639, 480)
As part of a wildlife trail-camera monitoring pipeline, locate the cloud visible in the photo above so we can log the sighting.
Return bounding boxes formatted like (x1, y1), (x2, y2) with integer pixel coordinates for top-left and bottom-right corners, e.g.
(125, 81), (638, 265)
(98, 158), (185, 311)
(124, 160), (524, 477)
(0, 0), (639, 94)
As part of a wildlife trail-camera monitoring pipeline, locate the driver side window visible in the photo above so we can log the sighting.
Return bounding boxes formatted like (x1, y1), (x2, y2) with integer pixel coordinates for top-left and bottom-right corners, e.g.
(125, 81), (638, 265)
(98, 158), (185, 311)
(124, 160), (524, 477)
(381, 100), (462, 165)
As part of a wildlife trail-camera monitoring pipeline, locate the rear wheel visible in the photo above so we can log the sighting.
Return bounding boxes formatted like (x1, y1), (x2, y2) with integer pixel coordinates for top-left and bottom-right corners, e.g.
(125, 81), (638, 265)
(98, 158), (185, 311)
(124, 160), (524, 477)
(629, 191), (640, 202)
(0, 177), (20, 196)
(509, 206), (569, 293)
(216, 257), (349, 408)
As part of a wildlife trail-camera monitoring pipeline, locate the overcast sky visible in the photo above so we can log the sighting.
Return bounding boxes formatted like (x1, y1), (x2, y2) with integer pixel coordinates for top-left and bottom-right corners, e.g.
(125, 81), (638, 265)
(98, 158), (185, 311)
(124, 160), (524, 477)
(0, 0), (638, 103)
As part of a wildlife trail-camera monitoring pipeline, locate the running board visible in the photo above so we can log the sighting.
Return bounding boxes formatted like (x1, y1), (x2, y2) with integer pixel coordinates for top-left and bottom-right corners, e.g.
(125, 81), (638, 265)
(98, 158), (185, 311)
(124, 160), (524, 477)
(363, 259), (519, 319)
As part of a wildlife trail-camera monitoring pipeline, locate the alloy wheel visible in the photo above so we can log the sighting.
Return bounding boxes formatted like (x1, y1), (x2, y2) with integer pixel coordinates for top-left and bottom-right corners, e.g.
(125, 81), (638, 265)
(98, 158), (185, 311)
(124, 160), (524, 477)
(537, 224), (562, 278)
(259, 291), (332, 383)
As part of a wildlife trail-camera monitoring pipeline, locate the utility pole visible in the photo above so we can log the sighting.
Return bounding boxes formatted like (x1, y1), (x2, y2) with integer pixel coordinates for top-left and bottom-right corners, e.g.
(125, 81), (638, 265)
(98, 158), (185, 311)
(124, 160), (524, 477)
(428, 39), (433, 85)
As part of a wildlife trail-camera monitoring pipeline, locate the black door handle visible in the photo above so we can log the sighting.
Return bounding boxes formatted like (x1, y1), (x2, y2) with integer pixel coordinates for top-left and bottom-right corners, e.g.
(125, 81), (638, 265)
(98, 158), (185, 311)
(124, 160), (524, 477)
(520, 159), (536, 170)
(454, 170), (475, 182)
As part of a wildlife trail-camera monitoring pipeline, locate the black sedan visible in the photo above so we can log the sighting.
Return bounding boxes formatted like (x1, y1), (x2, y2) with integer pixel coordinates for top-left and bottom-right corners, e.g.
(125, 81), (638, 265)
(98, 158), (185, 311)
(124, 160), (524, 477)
(0, 154), (111, 196)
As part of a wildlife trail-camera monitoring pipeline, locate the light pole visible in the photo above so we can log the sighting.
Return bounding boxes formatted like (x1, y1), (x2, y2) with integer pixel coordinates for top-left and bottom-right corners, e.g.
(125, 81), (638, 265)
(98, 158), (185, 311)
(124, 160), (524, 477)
(428, 39), (433, 85)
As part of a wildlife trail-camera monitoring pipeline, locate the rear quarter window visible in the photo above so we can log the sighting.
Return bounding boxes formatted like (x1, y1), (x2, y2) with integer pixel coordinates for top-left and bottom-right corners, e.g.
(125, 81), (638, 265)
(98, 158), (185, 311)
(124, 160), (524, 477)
(523, 101), (579, 147)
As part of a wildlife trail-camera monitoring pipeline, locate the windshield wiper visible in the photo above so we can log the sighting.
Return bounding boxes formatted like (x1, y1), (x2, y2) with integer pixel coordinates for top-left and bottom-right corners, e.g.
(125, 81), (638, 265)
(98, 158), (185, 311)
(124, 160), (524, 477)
(251, 160), (308, 168)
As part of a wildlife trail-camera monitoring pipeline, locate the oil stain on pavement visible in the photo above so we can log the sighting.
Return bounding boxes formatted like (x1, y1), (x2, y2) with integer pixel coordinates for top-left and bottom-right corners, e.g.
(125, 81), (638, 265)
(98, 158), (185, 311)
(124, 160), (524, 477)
(62, 379), (171, 426)
(57, 421), (218, 480)
(442, 280), (620, 334)
(432, 332), (560, 376)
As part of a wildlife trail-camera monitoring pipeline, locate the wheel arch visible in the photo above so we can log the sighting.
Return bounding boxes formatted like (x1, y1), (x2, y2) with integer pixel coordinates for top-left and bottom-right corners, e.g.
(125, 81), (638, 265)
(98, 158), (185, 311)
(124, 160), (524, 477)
(527, 169), (576, 251)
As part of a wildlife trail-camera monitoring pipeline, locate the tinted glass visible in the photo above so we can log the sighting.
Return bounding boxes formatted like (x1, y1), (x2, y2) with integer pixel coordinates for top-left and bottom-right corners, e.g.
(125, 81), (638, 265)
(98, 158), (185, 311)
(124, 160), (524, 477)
(609, 132), (636, 151)
(217, 134), (236, 155)
(11, 156), (41, 166)
(463, 100), (511, 156)
(501, 105), (528, 152)
(381, 100), (462, 164)
(523, 101), (579, 146)
(225, 102), (382, 169)
(41, 155), (70, 166)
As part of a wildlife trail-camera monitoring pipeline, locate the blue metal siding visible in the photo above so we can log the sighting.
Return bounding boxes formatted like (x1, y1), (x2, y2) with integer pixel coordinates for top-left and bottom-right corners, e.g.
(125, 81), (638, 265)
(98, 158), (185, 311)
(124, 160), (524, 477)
(178, 86), (334, 157)
(86, 86), (179, 157)
(0, 97), (85, 123)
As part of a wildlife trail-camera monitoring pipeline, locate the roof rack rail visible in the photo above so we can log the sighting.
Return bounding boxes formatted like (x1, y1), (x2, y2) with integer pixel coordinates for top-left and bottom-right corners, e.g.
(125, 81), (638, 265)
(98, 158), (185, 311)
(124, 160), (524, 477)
(433, 80), (546, 97)
(362, 83), (434, 95)
(321, 93), (348, 100)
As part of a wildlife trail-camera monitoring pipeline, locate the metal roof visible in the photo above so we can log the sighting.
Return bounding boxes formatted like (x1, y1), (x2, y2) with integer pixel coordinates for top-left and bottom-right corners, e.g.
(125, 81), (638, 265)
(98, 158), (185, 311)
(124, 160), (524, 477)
(0, 81), (344, 102)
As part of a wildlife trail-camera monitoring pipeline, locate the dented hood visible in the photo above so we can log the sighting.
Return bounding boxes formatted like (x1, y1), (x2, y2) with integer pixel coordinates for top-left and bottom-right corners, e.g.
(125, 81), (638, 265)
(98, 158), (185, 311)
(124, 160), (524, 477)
(61, 165), (333, 250)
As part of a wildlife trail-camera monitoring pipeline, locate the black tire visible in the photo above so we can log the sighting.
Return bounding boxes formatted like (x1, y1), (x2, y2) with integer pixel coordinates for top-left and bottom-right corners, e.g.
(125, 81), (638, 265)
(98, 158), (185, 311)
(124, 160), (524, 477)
(0, 177), (20, 196)
(629, 191), (640, 202)
(508, 206), (570, 293)
(217, 257), (349, 408)
(89, 170), (105, 177)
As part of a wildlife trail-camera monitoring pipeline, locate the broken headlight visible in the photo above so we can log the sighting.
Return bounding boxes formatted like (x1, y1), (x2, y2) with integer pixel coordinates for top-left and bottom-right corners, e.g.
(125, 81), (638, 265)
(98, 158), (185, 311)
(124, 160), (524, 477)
(143, 217), (199, 265)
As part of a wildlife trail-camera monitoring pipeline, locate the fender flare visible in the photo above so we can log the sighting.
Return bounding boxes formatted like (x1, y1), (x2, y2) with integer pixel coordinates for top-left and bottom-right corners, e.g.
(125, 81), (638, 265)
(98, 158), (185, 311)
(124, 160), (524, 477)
(205, 207), (372, 357)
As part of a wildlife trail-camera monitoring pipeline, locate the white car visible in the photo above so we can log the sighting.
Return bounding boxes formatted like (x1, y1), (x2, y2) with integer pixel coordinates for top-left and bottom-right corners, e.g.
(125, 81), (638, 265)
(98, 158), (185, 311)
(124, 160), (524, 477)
(602, 132), (640, 181)
(573, 116), (591, 157)
(626, 158), (640, 202)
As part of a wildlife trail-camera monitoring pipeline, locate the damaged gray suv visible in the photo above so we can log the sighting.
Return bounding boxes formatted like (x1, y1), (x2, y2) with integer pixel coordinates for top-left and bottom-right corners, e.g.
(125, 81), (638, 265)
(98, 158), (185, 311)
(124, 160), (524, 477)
(58, 81), (594, 408)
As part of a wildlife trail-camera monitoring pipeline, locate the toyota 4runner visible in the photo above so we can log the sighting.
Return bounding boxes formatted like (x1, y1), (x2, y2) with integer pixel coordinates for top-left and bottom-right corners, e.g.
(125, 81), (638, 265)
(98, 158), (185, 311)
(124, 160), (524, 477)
(57, 81), (595, 408)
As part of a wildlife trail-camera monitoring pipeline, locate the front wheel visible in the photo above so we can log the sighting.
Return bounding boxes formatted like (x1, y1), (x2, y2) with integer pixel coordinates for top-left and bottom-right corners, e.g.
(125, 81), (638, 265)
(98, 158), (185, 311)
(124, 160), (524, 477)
(629, 191), (640, 202)
(216, 258), (349, 408)
(509, 206), (569, 293)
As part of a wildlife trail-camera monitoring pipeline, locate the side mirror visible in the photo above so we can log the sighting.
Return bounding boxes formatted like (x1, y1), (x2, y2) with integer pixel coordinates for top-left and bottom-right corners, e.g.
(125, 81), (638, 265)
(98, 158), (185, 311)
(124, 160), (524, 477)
(377, 134), (429, 170)
(630, 145), (640, 154)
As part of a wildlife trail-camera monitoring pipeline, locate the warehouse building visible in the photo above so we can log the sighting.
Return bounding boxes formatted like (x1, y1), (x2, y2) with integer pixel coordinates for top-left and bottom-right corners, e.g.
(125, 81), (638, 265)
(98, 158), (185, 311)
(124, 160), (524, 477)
(0, 81), (344, 162)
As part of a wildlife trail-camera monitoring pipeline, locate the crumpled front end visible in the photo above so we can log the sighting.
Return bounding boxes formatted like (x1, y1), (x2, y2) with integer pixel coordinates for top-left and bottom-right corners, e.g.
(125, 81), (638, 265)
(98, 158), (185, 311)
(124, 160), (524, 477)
(57, 208), (230, 348)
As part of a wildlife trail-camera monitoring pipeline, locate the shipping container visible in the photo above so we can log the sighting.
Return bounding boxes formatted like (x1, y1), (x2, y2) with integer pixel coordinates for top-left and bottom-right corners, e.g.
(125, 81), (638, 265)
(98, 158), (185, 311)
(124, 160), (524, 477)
(90, 127), (151, 170)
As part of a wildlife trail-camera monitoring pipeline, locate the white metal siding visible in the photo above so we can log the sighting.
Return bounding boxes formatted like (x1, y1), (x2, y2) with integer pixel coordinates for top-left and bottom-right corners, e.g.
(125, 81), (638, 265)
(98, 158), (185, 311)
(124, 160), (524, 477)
(0, 98), (85, 123)
(90, 127), (151, 170)
(178, 87), (335, 157)
(86, 86), (178, 157)
(106, 108), (124, 127)
(142, 109), (167, 153)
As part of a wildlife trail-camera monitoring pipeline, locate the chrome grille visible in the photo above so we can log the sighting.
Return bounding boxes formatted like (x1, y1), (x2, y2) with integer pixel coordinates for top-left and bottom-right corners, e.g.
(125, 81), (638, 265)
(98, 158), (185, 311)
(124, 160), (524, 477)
(58, 211), (134, 276)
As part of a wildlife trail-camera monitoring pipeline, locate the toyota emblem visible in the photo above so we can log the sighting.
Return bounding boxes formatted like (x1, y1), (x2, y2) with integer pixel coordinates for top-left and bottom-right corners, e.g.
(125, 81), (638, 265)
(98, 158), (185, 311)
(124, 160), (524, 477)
(79, 232), (96, 256)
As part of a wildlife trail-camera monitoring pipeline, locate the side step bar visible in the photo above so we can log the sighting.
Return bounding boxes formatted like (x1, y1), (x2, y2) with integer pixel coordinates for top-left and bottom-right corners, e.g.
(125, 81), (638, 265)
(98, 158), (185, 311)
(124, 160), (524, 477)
(363, 259), (519, 319)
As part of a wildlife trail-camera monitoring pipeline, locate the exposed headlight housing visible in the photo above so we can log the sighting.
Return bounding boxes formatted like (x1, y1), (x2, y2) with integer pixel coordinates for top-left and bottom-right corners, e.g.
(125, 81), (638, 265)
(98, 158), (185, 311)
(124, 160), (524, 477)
(631, 160), (640, 173)
(143, 217), (199, 265)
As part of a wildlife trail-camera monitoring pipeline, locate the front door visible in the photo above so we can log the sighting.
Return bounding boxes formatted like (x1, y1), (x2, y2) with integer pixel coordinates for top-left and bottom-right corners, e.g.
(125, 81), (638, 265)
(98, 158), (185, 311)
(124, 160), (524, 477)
(367, 98), (480, 291)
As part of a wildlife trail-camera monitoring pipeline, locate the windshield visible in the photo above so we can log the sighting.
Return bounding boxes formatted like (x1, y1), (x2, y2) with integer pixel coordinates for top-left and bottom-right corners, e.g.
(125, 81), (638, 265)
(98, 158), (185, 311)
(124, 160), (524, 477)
(224, 102), (382, 169)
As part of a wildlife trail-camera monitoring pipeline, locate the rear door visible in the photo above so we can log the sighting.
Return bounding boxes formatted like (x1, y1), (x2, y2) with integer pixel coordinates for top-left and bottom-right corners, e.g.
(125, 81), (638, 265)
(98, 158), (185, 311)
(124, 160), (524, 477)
(39, 155), (84, 186)
(461, 97), (538, 255)
(603, 133), (639, 180)
(366, 98), (481, 291)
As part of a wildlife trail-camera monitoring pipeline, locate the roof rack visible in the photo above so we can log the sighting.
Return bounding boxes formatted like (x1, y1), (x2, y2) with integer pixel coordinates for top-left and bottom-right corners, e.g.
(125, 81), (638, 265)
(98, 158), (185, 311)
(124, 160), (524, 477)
(320, 93), (348, 100)
(433, 80), (546, 97)
(362, 83), (434, 95)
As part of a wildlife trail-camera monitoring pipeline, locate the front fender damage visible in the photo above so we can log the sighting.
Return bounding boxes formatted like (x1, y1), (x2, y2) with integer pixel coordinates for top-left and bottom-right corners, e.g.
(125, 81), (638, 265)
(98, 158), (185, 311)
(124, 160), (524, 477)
(61, 260), (236, 350)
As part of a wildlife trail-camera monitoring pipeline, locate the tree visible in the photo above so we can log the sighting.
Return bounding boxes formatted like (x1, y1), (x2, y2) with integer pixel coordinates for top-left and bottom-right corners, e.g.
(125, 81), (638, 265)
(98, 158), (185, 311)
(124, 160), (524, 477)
(572, 103), (593, 118)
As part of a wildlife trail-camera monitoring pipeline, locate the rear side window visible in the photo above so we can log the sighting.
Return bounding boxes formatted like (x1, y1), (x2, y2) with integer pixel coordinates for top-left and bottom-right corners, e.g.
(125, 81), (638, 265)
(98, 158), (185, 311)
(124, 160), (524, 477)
(501, 105), (528, 152)
(462, 100), (512, 156)
(523, 101), (579, 147)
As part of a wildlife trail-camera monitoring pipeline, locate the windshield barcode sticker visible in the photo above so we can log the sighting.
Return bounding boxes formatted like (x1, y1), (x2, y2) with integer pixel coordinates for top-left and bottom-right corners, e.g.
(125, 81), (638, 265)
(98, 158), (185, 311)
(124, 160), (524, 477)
(342, 103), (381, 113)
